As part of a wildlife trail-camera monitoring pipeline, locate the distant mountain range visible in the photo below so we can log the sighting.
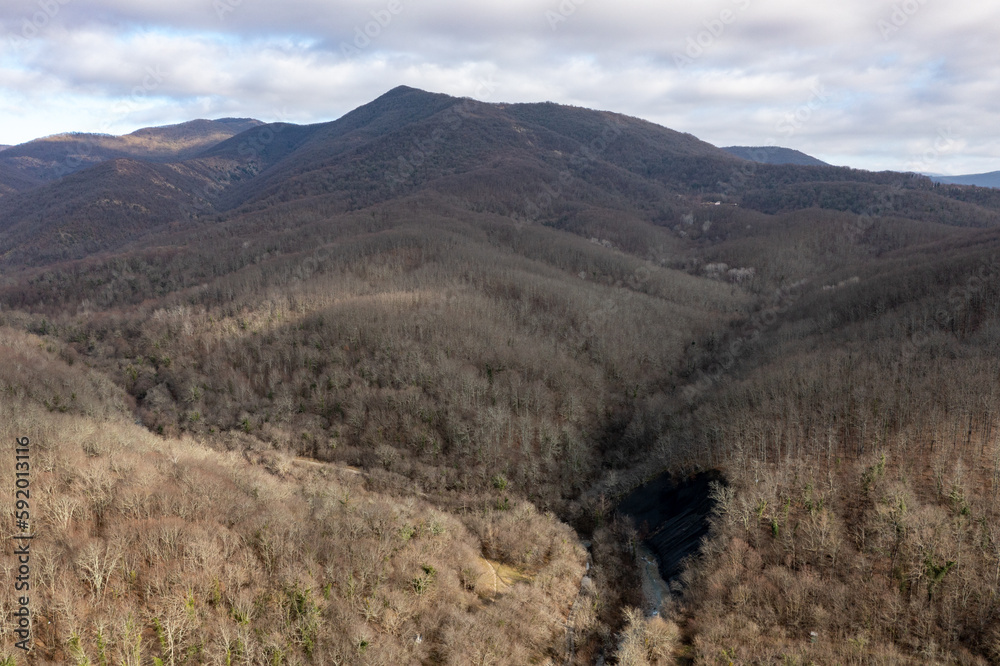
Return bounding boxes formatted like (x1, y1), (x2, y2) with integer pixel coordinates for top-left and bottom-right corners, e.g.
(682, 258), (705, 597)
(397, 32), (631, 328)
(727, 145), (1000, 189)
(3, 86), (1000, 268)
(930, 171), (1000, 188)
(721, 145), (830, 166)
(0, 117), (262, 182)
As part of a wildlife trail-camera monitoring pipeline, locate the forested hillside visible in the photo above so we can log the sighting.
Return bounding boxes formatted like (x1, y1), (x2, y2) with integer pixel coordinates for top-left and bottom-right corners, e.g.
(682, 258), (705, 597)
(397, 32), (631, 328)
(1, 87), (999, 664)
(0, 119), (262, 183)
(722, 146), (830, 167)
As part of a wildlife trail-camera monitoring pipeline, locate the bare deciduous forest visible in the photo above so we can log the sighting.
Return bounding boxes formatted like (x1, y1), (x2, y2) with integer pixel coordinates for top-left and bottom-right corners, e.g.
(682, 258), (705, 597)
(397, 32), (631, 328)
(2, 87), (1000, 664)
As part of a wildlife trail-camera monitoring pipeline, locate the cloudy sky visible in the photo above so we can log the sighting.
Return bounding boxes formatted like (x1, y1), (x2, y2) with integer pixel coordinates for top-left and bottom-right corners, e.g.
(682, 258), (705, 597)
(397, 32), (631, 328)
(1, 0), (997, 175)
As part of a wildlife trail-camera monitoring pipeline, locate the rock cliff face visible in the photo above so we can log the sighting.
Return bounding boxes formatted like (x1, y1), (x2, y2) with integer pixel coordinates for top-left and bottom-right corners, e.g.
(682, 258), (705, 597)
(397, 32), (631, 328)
(617, 471), (724, 586)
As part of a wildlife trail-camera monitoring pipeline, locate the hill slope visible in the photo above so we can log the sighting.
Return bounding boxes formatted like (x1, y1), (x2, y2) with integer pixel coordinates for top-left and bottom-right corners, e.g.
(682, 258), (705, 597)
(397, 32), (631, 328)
(194, 85), (744, 216)
(931, 170), (1000, 188)
(0, 117), (262, 182)
(1, 87), (1000, 664)
(723, 145), (830, 166)
(0, 158), (218, 265)
(7, 88), (1000, 271)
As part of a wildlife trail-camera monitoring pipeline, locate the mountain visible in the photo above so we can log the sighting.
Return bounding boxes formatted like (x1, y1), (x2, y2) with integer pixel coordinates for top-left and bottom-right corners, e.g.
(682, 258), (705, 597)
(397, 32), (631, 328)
(9, 87), (1000, 269)
(195, 85), (745, 214)
(187, 91), (1000, 231)
(3, 86), (1000, 664)
(0, 117), (262, 183)
(0, 161), (41, 195)
(931, 170), (1000, 188)
(0, 158), (218, 265)
(723, 144), (830, 166)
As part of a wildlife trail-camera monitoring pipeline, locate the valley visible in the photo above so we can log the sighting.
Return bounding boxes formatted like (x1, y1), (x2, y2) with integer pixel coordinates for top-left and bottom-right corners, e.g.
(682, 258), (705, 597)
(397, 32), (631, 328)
(1, 86), (999, 664)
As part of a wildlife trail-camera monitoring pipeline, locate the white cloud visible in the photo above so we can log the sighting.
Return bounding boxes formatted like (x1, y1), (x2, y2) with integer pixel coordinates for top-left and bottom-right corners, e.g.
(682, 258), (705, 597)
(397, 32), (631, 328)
(0, 0), (998, 174)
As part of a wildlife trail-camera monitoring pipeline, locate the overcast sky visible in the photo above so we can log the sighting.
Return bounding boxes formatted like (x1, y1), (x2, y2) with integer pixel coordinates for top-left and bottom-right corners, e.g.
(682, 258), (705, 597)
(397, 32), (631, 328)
(1, 0), (997, 175)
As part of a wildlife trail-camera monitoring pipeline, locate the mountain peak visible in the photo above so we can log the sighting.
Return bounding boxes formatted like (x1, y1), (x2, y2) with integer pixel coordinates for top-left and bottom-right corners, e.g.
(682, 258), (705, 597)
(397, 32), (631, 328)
(384, 84), (428, 96)
(365, 85), (445, 107)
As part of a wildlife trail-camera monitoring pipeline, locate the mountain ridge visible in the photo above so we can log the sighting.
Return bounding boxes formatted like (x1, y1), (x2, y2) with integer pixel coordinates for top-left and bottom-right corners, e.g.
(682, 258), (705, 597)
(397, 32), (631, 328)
(3, 85), (1000, 664)
(931, 170), (1000, 188)
(4, 86), (1000, 268)
(0, 117), (263, 183)
(722, 145), (830, 166)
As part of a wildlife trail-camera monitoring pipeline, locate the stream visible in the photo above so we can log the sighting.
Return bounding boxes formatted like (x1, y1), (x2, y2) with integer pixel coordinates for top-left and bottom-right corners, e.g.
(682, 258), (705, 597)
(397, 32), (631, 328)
(616, 471), (723, 614)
